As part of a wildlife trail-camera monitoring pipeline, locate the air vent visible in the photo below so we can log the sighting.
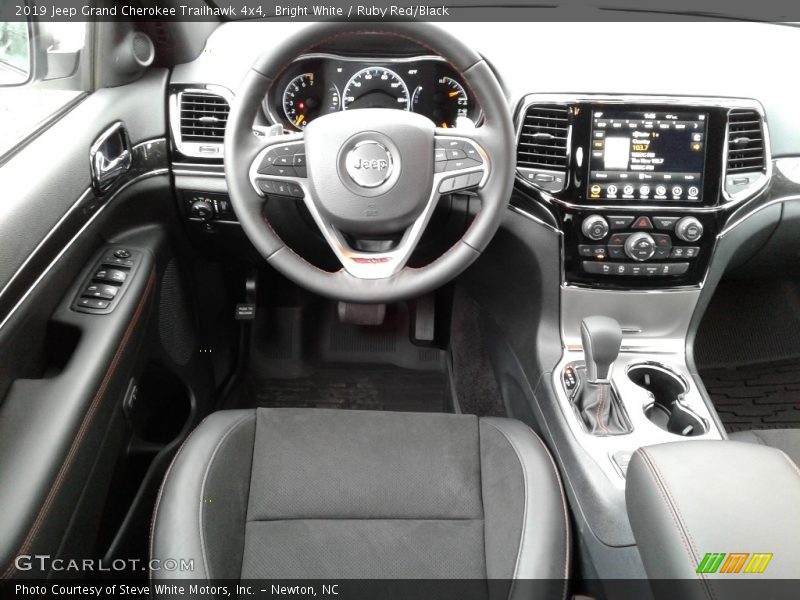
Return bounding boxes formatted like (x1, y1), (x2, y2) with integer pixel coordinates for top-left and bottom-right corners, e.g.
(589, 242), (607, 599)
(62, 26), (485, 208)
(517, 103), (570, 192)
(727, 110), (766, 174)
(724, 108), (769, 201)
(180, 91), (229, 143)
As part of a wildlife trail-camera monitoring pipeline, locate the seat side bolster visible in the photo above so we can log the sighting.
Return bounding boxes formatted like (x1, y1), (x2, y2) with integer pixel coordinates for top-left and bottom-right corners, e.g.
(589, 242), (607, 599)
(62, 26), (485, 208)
(480, 417), (570, 586)
(150, 409), (256, 581)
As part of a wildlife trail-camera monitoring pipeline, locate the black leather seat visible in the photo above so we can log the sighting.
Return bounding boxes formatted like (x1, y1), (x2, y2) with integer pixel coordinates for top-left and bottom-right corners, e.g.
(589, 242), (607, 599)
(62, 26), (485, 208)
(151, 408), (569, 583)
(730, 429), (800, 466)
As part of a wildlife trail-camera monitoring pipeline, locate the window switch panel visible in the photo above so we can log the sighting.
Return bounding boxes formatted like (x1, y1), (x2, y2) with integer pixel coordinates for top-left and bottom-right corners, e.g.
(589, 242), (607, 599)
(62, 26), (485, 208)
(73, 247), (142, 314)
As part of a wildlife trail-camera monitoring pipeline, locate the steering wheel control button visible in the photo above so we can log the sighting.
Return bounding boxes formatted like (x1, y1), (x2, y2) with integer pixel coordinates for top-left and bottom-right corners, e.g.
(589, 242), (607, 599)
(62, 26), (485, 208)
(631, 216), (653, 230)
(581, 215), (609, 241)
(438, 171), (483, 195)
(345, 140), (394, 188)
(262, 164), (297, 177)
(445, 158), (481, 171)
(94, 268), (127, 284)
(286, 183), (304, 198)
(292, 154), (307, 177)
(463, 143), (483, 163)
(257, 180), (276, 195)
(258, 143), (305, 175)
(674, 216), (704, 242)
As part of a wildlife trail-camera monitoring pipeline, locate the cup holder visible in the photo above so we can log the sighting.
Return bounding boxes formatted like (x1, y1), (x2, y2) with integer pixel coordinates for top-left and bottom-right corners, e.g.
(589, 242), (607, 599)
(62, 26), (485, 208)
(627, 364), (708, 437)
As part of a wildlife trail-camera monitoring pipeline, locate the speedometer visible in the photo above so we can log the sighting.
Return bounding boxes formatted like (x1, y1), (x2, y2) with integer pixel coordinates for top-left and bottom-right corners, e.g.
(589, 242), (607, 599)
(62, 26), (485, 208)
(342, 67), (410, 111)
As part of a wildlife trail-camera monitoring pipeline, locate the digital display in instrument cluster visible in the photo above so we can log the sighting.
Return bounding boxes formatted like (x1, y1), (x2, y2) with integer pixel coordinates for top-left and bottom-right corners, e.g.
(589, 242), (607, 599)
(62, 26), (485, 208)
(587, 110), (708, 202)
(268, 56), (479, 131)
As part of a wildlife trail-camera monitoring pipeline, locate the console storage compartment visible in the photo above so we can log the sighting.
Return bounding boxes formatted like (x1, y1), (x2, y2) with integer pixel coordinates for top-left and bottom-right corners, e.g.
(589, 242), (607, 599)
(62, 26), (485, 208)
(626, 440), (800, 597)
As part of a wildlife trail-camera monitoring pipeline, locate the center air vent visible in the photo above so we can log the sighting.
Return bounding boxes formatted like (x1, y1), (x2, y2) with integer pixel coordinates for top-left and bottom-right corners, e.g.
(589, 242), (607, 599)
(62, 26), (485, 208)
(517, 103), (570, 192)
(172, 88), (231, 159)
(724, 108), (769, 201)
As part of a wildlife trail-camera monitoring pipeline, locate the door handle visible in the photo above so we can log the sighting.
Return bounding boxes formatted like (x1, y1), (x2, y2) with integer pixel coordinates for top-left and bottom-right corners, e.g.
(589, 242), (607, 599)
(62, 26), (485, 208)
(90, 122), (132, 194)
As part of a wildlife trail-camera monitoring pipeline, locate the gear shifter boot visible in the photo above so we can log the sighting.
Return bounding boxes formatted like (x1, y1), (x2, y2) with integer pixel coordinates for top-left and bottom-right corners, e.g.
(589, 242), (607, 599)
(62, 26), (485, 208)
(575, 376), (631, 436)
(571, 316), (631, 435)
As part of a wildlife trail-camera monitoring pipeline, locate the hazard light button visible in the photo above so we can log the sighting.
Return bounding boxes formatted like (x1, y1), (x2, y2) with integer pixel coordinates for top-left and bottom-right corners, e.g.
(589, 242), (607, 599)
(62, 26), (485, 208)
(631, 216), (653, 230)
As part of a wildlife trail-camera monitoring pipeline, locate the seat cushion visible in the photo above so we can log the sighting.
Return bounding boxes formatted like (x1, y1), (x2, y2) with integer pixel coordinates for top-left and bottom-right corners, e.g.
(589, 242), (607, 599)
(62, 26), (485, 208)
(151, 408), (569, 585)
(730, 429), (800, 465)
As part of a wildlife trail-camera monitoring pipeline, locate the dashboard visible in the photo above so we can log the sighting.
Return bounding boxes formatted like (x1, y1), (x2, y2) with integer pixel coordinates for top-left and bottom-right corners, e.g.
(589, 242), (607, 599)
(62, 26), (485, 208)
(168, 21), (800, 293)
(264, 54), (481, 131)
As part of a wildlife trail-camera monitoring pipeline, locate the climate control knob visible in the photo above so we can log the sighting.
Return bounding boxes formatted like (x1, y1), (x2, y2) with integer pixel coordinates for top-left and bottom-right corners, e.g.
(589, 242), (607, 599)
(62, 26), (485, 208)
(674, 217), (704, 242)
(624, 232), (656, 262)
(190, 200), (214, 221)
(581, 215), (609, 241)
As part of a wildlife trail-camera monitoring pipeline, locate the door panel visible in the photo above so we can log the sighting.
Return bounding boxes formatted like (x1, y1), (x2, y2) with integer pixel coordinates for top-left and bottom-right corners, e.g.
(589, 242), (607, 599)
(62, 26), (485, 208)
(0, 67), (206, 578)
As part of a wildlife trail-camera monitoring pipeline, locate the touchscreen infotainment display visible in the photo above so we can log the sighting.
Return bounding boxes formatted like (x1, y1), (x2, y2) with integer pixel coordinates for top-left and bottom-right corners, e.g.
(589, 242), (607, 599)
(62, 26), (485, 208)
(588, 109), (708, 202)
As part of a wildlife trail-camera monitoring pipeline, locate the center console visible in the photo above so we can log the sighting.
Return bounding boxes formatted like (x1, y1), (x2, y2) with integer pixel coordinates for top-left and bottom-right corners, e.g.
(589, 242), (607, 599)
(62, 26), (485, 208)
(511, 94), (774, 581)
(516, 95), (769, 290)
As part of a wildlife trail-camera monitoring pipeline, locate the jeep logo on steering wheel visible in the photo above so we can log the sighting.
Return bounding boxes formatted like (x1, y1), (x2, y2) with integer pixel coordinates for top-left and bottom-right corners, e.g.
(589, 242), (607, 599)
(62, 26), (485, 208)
(353, 158), (389, 171)
(345, 141), (394, 188)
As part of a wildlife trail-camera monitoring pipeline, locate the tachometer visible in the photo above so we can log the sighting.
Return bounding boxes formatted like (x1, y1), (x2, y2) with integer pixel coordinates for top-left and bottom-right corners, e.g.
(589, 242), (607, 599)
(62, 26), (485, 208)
(342, 67), (410, 111)
(282, 73), (340, 129)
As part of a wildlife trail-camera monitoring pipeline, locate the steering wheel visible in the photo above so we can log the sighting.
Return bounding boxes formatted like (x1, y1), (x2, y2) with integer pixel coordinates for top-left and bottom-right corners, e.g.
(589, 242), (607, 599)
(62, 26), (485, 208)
(224, 23), (515, 303)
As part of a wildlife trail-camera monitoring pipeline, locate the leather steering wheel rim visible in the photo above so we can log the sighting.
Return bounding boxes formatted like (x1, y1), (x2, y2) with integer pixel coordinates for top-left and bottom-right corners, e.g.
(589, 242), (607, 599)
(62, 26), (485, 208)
(224, 22), (515, 304)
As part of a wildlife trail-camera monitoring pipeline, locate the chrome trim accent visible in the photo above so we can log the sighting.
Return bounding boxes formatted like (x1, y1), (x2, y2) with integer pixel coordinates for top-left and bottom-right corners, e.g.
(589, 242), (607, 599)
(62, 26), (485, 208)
(553, 349), (724, 487)
(721, 107), (772, 203)
(506, 204), (562, 235)
(0, 188), (92, 306)
(248, 132), (489, 280)
(0, 166), (168, 333)
(169, 84), (235, 159)
(514, 93), (772, 212)
(514, 100), (572, 193)
(172, 164), (226, 178)
(90, 121), (132, 194)
(718, 193), (800, 237)
(560, 285), (702, 351)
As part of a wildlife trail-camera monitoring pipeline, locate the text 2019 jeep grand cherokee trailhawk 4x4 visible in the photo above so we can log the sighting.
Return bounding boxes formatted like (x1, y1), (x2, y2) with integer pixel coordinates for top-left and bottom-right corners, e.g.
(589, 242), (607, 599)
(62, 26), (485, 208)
(0, 3), (799, 600)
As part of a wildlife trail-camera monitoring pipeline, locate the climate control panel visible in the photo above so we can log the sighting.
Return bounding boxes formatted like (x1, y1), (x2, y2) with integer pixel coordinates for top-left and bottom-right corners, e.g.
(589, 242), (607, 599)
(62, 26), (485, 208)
(564, 210), (717, 288)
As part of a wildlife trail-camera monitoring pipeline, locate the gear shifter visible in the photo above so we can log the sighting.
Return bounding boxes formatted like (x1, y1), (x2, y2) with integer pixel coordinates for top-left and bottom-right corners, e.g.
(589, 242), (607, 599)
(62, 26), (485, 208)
(581, 316), (623, 382)
(573, 316), (631, 435)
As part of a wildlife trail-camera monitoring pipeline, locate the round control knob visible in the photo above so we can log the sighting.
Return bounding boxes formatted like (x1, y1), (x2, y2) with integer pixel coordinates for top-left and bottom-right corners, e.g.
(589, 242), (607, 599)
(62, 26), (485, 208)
(674, 216), (704, 242)
(624, 232), (656, 262)
(190, 200), (214, 221)
(581, 215), (609, 241)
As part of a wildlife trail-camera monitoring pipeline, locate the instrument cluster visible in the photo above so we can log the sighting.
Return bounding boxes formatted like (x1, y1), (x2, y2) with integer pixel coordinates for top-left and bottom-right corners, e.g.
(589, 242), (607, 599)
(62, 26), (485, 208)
(264, 54), (481, 131)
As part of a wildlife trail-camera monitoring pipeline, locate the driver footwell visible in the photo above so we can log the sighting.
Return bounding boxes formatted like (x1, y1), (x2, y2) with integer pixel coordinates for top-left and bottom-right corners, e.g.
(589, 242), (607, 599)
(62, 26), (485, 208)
(223, 301), (451, 412)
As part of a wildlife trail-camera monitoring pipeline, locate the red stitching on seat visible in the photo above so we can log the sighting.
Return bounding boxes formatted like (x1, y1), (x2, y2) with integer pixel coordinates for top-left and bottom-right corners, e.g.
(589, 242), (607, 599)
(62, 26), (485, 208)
(637, 449), (716, 600)
(1, 269), (156, 579)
